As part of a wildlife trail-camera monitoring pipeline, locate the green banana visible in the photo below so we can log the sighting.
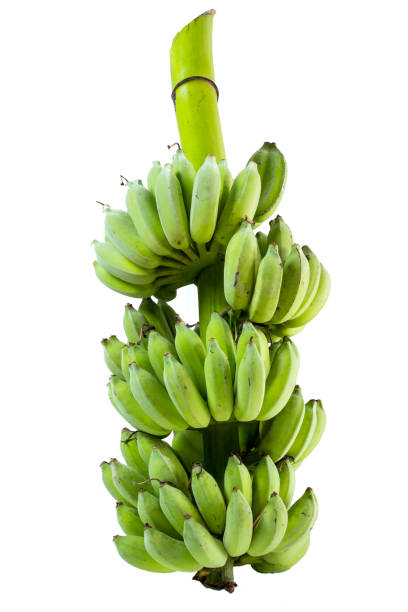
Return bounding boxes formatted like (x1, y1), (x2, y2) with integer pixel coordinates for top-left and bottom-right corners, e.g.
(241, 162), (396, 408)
(104, 208), (163, 269)
(287, 399), (317, 461)
(267, 215), (293, 263)
(93, 240), (158, 285)
(234, 338), (265, 421)
(183, 516), (228, 568)
(259, 386), (305, 461)
(172, 430), (204, 471)
(144, 525), (201, 572)
(248, 244), (283, 323)
(252, 454), (280, 518)
(217, 158), (233, 216)
(129, 363), (188, 431)
(123, 303), (148, 344)
(287, 263), (331, 328)
(114, 534), (174, 572)
(271, 244), (310, 324)
(155, 164), (190, 250)
(204, 337), (234, 422)
(269, 487), (318, 553)
(139, 297), (174, 342)
(223, 488), (253, 557)
(295, 400), (326, 463)
(276, 456), (296, 507)
(116, 502), (145, 536)
(105, 458), (148, 507)
(137, 488), (180, 538)
(248, 142), (286, 223)
(213, 161), (261, 247)
(163, 353), (211, 428)
(224, 220), (259, 310)
(224, 454), (252, 505)
(248, 493), (288, 556)
(175, 322), (207, 397)
(158, 482), (204, 535)
(172, 149), (196, 215)
(236, 322), (270, 378)
(147, 330), (177, 384)
(205, 312), (236, 379)
(190, 155), (221, 243)
(147, 161), (162, 194)
(136, 432), (172, 465)
(121, 343), (155, 381)
(102, 335), (125, 378)
(253, 533), (310, 573)
(109, 376), (170, 436)
(148, 445), (189, 493)
(191, 463), (226, 534)
(256, 231), (268, 257)
(100, 460), (129, 504)
(157, 300), (179, 337)
(258, 337), (299, 421)
(291, 246), (321, 318)
(120, 428), (148, 477)
(93, 261), (156, 298)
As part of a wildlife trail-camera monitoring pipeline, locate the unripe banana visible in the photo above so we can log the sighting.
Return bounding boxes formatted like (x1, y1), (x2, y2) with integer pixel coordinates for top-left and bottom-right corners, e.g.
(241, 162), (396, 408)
(147, 330), (177, 384)
(159, 482), (204, 535)
(104, 208), (163, 269)
(106, 458), (149, 507)
(287, 399), (318, 461)
(248, 142), (286, 223)
(144, 525), (201, 572)
(126, 180), (174, 257)
(248, 244), (283, 323)
(155, 164), (190, 249)
(172, 430), (204, 472)
(123, 303), (148, 345)
(120, 428), (148, 477)
(253, 533), (310, 573)
(258, 337), (300, 421)
(276, 456), (296, 507)
(102, 335), (126, 378)
(267, 215), (293, 263)
(224, 220), (258, 310)
(296, 400), (326, 463)
(252, 454), (280, 518)
(172, 149), (196, 215)
(93, 261), (157, 298)
(248, 492), (288, 556)
(213, 161), (261, 247)
(137, 488), (180, 538)
(259, 386), (305, 461)
(116, 502), (145, 536)
(93, 240), (157, 285)
(175, 322), (207, 397)
(270, 487), (318, 554)
(114, 534), (174, 572)
(217, 158), (233, 216)
(139, 297), (174, 342)
(100, 460), (129, 504)
(148, 446), (189, 493)
(157, 300), (179, 337)
(154, 283), (178, 302)
(109, 376), (170, 436)
(163, 353), (211, 428)
(287, 263), (331, 328)
(236, 322), (270, 379)
(224, 454), (252, 506)
(129, 363), (188, 431)
(205, 312), (236, 379)
(271, 244), (310, 324)
(190, 155), (221, 243)
(292, 246), (321, 319)
(121, 343), (155, 381)
(147, 161), (162, 194)
(234, 338), (265, 421)
(183, 516), (228, 568)
(136, 432), (172, 465)
(191, 463), (226, 534)
(204, 337), (234, 422)
(256, 231), (268, 257)
(223, 488), (253, 557)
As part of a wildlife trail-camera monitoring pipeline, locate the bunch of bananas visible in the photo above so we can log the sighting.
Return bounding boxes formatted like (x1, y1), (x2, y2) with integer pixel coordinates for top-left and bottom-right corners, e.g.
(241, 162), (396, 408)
(102, 428), (318, 590)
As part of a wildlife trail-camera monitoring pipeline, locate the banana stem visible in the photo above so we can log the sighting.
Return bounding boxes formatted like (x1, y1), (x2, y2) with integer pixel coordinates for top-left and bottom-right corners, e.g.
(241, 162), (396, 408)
(193, 557), (237, 592)
(170, 10), (226, 169)
(197, 260), (227, 343)
(202, 421), (240, 490)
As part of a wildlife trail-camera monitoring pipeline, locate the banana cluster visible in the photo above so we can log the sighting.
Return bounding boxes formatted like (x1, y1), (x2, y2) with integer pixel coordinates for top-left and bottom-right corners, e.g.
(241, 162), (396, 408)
(102, 429), (318, 580)
(224, 215), (331, 337)
(93, 143), (286, 302)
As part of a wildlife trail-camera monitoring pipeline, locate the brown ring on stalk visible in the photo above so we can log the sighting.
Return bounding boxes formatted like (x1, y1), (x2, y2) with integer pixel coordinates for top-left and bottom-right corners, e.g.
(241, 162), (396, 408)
(171, 75), (219, 106)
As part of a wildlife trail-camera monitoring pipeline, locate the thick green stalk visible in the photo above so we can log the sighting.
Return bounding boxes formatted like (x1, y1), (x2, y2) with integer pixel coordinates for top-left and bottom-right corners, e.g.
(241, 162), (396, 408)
(170, 10), (226, 169)
(197, 260), (228, 343)
(202, 421), (240, 490)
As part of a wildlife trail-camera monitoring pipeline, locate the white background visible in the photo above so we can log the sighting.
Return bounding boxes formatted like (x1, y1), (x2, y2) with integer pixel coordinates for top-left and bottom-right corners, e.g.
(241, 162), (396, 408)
(1, 0), (407, 610)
